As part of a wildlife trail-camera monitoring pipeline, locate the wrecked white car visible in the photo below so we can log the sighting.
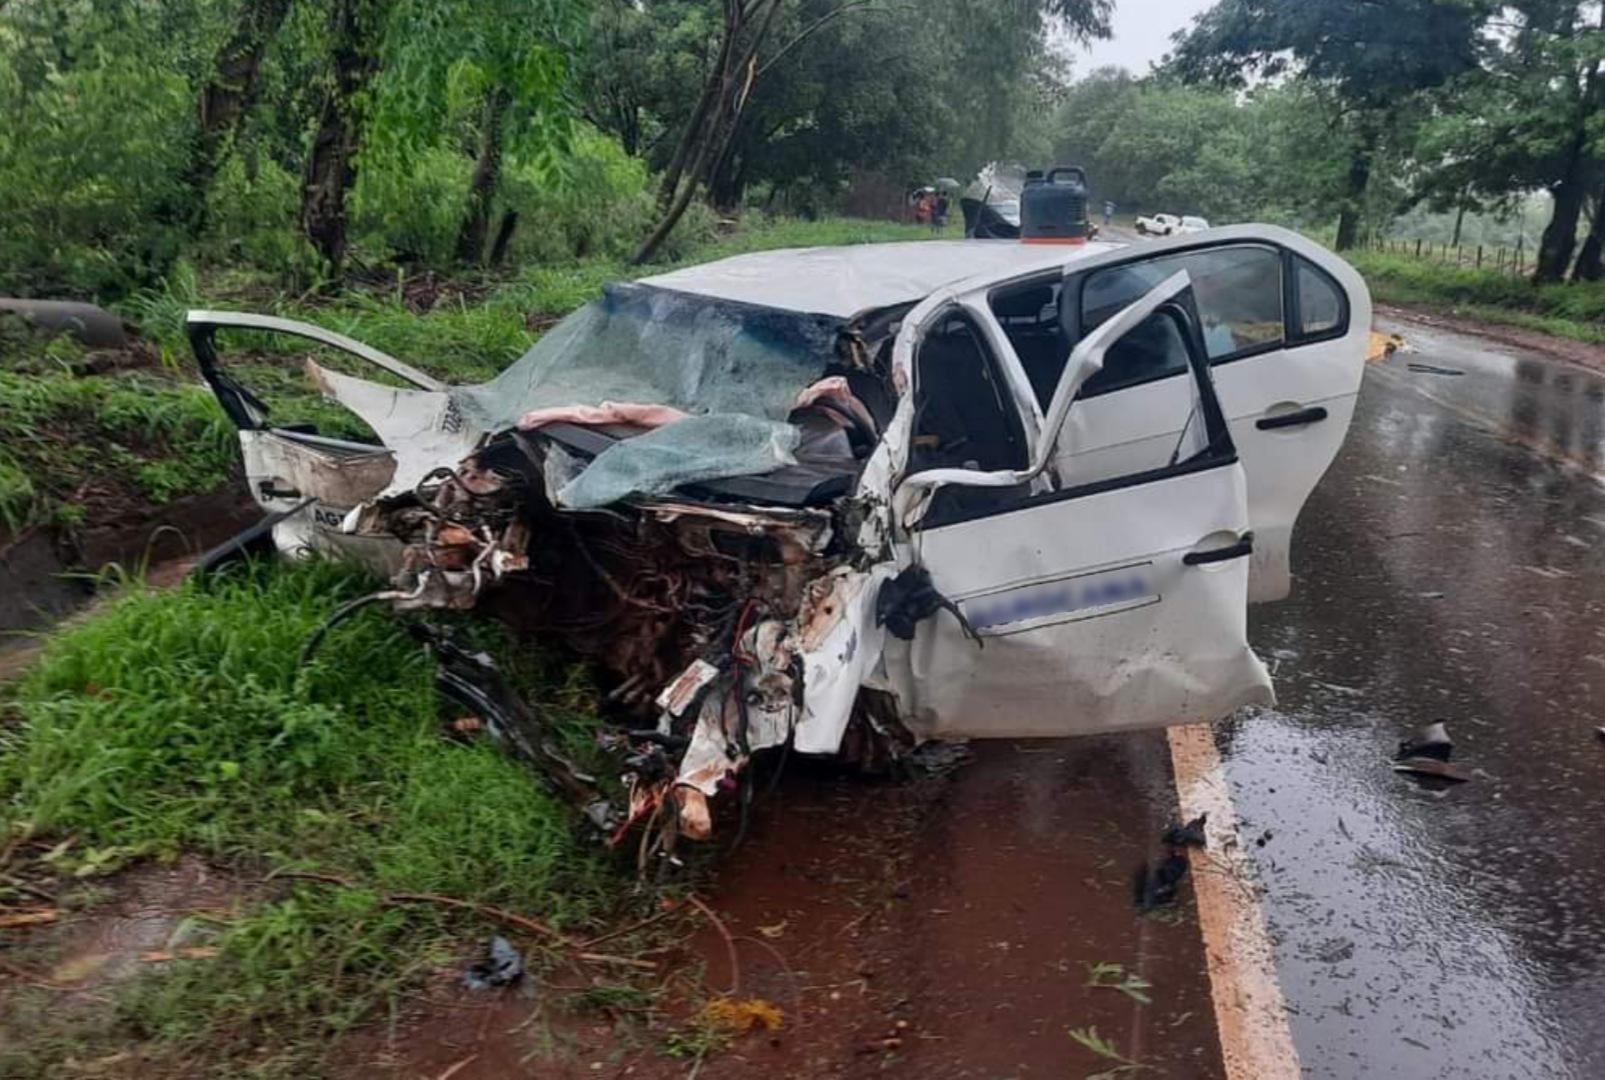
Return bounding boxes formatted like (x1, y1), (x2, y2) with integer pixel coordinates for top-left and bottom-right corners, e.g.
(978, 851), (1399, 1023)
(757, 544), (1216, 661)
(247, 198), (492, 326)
(188, 225), (1370, 839)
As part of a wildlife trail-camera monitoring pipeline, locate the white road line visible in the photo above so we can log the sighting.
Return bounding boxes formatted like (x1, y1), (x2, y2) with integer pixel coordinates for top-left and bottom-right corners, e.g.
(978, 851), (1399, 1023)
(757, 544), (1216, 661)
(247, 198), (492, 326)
(1167, 722), (1301, 1079)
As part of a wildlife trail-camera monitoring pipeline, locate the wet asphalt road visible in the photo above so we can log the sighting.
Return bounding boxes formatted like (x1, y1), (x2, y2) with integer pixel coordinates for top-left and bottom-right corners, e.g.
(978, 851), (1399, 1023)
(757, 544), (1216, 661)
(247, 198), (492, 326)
(1230, 317), (1605, 1078)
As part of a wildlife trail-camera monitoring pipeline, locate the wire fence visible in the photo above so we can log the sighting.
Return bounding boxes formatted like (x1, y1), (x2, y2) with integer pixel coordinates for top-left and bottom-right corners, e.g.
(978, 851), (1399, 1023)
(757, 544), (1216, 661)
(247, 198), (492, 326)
(1368, 234), (1530, 277)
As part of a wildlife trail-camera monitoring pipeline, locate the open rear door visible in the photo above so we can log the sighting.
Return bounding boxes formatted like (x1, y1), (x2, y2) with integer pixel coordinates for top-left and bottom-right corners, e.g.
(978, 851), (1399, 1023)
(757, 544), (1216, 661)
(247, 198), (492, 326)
(888, 271), (1272, 739)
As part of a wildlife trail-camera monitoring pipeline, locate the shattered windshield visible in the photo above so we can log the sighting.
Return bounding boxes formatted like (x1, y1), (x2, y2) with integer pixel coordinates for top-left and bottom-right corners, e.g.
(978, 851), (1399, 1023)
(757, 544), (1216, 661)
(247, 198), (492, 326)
(451, 282), (845, 431)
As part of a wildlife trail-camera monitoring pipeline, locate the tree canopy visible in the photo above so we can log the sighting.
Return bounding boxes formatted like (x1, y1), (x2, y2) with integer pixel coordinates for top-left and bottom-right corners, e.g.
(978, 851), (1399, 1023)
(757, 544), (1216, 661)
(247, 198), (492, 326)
(0, 0), (1601, 290)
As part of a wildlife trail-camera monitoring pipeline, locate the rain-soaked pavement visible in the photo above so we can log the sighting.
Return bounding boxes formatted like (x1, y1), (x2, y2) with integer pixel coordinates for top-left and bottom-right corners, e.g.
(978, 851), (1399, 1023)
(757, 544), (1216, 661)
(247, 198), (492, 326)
(1227, 317), (1605, 1079)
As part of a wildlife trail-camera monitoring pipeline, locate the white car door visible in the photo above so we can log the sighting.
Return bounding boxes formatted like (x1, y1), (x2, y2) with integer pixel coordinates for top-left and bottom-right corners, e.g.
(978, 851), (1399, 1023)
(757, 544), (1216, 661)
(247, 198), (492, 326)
(986, 228), (1370, 602)
(187, 311), (449, 570)
(884, 271), (1272, 740)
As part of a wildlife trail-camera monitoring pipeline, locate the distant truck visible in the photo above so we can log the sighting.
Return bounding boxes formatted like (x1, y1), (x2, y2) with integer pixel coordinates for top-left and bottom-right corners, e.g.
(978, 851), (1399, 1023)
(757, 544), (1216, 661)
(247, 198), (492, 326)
(1135, 212), (1211, 236)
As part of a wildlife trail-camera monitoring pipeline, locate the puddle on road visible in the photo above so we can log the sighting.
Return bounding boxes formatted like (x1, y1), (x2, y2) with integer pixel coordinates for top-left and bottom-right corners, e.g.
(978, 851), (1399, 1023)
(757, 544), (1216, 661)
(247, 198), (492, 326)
(1, 857), (248, 1010)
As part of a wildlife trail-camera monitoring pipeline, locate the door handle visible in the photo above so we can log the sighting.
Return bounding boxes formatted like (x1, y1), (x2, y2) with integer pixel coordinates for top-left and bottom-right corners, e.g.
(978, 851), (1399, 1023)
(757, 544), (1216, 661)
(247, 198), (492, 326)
(257, 480), (303, 500)
(1256, 405), (1327, 431)
(1184, 533), (1254, 566)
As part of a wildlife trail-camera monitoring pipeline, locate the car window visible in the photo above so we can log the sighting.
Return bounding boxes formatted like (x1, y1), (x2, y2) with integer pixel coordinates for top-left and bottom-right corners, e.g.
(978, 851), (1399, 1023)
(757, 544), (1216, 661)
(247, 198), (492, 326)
(1294, 256), (1344, 337)
(988, 277), (1065, 409)
(1077, 311), (1192, 399)
(912, 310), (1027, 474)
(1081, 244), (1282, 362)
(912, 309), (1031, 524)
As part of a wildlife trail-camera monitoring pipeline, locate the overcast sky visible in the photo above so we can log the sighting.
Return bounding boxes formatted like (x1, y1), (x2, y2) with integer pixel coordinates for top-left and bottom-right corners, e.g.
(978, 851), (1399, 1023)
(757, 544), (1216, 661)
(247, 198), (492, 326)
(1075, 0), (1216, 76)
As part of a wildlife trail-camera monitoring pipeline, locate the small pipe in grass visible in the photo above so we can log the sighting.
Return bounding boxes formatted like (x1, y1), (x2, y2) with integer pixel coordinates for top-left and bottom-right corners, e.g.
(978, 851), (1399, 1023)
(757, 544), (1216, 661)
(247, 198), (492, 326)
(298, 573), (430, 667)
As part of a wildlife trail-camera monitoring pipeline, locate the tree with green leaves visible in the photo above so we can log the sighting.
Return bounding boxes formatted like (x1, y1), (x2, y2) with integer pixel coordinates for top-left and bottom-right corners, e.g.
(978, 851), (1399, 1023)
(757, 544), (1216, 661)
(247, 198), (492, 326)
(371, 0), (587, 266)
(1410, 1), (1603, 280)
(1169, 0), (1486, 250)
(627, 0), (1111, 264)
(180, 0), (296, 235)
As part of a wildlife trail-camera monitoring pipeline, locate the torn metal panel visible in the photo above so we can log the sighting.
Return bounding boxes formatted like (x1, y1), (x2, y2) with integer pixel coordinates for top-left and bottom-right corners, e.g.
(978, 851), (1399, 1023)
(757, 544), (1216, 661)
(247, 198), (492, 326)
(657, 659), (721, 718)
(667, 566), (891, 821)
(304, 360), (477, 496)
(791, 567), (891, 755)
(236, 429), (404, 573)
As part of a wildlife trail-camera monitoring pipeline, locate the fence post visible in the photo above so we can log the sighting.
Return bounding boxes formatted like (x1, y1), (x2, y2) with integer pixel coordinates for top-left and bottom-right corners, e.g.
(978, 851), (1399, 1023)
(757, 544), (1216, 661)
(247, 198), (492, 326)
(1476, 245), (1483, 269)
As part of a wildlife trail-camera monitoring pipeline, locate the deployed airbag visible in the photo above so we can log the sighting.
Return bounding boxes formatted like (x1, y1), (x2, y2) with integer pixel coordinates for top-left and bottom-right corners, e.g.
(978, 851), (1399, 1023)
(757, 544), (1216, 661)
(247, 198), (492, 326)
(556, 414), (800, 509)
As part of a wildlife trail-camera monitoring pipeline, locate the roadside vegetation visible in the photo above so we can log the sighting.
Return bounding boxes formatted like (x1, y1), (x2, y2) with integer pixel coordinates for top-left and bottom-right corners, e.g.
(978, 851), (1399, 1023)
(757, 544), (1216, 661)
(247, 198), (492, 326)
(1344, 250), (1605, 346)
(0, 560), (621, 1075)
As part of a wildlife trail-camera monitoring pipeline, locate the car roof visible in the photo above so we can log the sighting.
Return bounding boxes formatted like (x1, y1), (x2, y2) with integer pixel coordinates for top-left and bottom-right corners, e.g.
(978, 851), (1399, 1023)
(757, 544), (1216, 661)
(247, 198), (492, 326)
(639, 239), (1123, 318)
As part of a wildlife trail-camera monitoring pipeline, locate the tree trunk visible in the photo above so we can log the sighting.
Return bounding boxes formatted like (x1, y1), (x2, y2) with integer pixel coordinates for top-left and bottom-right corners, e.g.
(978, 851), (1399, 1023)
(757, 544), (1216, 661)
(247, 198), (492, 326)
(635, 0), (783, 265)
(1573, 178), (1605, 282)
(455, 87), (511, 265)
(301, 0), (389, 275)
(656, 44), (730, 209)
(632, 98), (729, 265)
(1333, 143), (1372, 252)
(708, 144), (747, 211)
(703, 102), (750, 210)
(1535, 159), (1588, 284)
(1536, 7), (1602, 284)
(181, 0), (293, 234)
(1450, 203), (1466, 248)
(488, 210), (520, 267)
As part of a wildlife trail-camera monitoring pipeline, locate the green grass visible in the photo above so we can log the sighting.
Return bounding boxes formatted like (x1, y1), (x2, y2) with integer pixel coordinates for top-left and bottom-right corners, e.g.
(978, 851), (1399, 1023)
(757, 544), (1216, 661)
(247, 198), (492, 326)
(0, 368), (240, 532)
(1348, 250), (1605, 345)
(0, 559), (615, 1074)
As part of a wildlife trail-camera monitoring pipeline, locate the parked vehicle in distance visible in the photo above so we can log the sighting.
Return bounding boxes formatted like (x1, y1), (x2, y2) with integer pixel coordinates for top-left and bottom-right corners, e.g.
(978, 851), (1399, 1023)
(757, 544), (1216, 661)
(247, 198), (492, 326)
(1135, 212), (1181, 235)
(1136, 212), (1211, 236)
(188, 225), (1369, 838)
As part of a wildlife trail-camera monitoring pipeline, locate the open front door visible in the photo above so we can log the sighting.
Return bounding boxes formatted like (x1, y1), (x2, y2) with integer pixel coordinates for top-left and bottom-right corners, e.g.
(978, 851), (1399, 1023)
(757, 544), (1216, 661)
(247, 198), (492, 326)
(186, 311), (450, 570)
(888, 271), (1272, 740)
